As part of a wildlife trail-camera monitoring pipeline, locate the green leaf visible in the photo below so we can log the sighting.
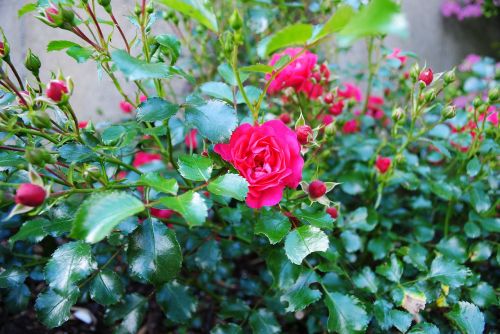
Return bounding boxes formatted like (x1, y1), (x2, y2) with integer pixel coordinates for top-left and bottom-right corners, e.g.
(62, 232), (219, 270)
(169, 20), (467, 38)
(155, 34), (181, 65)
(104, 293), (147, 334)
(217, 63), (249, 86)
(446, 301), (485, 334)
(428, 255), (470, 288)
(18, 2), (37, 17)
(66, 46), (93, 63)
(404, 243), (428, 271)
(35, 288), (79, 329)
(211, 324), (243, 334)
(284, 226), (329, 265)
(280, 269), (322, 312)
(71, 192), (145, 243)
(294, 206), (334, 230)
(0, 151), (25, 166)
(194, 239), (221, 271)
(344, 207), (374, 231)
(436, 236), (467, 263)
(136, 97), (179, 122)
(128, 219), (182, 286)
(466, 157), (481, 177)
(47, 40), (80, 51)
(9, 218), (50, 244)
(312, 5), (355, 41)
(373, 299), (393, 330)
(0, 267), (27, 288)
(340, 0), (408, 40)
(185, 100), (238, 143)
(469, 185), (491, 213)
(139, 173), (178, 195)
(340, 230), (362, 253)
(389, 309), (413, 333)
(468, 282), (497, 308)
(112, 50), (178, 81)
(408, 323), (440, 334)
(258, 23), (314, 57)
(89, 269), (124, 306)
(159, 191), (208, 227)
(178, 154), (213, 181)
(59, 143), (97, 163)
(266, 249), (301, 290)
(249, 309), (281, 334)
(5, 283), (30, 313)
(469, 241), (492, 262)
(44, 241), (95, 294)
(255, 210), (291, 244)
(156, 281), (197, 323)
(156, 0), (218, 32)
(353, 267), (379, 294)
(376, 254), (403, 283)
(240, 64), (274, 74)
(208, 173), (249, 201)
(200, 81), (233, 101)
(324, 292), (369, 334)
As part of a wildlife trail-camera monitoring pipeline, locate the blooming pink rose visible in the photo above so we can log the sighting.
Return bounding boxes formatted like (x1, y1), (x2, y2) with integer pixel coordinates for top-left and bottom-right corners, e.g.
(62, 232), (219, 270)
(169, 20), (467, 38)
(342, 119), (359, 134)
(298, 80), (323, 99)
(120, 101), (135, 113)
(478, 106), (498, 126)
(367, 95), (385, 119)
(214, 120), (304, 209)
(133, 151), (162, 167)
(338, 83), (362, 102)
(185, 129), (198, 150)
(266, 48), (318, 95)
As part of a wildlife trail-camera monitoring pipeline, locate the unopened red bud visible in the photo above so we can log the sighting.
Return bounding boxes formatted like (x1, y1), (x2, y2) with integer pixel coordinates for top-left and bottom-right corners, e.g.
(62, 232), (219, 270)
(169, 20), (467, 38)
(418, 68), (433, 86)
(15, 183), (46, 207)
(326, 207), (338, 219)
(375, 156), (392, 174)
(279, 113), (292, 124)
(46, 80), (68, 103)
(308, 180), (326, 198)
(45, 4), (60, 23)
(324, 92), (334, 104)
(296, 125), (312, 145)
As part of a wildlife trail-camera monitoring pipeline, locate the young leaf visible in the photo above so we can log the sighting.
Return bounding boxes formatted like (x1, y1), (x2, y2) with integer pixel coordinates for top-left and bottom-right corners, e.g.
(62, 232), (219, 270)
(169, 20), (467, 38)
(89, 269), (124, 306)
(156, 0), (218, 32)
(136, 97), (179, 122)
(185, 100), (238, 143)
(139, 173), (178, 195)
(258, 23), (314, 57)
(284, 226), (329, 265)
(71, 192), (145, 244)
(155, 34), (181, 65)
(280, 269), (322, 312)
(44, 241), (96, 293)
(159, 191), (208, 227)
(324, 292), (369, 334)
(47, 40), (81, 52)
(178, 154), (213, 181)
(59, 143), (97, 163)
(445, 301), (485, 334)
(255, 210), (291, 244)
(128, 219), (182, 286)
(208, 173), (249, 201)
(35, 287), (80, 329)
(156, 281), (197, 323)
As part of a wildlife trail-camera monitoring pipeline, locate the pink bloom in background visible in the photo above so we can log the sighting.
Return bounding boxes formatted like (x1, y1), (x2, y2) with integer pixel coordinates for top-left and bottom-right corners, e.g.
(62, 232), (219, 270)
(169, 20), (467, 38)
(120, 101), (134, 113)
(338, 83), (362, 102)
(78, 121), (88, 128)
(342, 119), (359, 134)
(478, 106), (498, 126)
(387, 48), (407, 65)
(459, 54), (481, 71)
(367, 96), (385, 119)
(46, 80), (68, 103)
(375, 156), (392, 173)
(441, 0), (462, 17)
(185, 129), (198, 150)
(298, 80), (323, 99)
(150, 208), (175, 220)
(214, 120), (304, 209)
(266, 48), (317, 95)
(133, 151), (162, 167)
(322, 114), (334, 126)
(453, 95), (470, 108)
(139, 95), (147, 103)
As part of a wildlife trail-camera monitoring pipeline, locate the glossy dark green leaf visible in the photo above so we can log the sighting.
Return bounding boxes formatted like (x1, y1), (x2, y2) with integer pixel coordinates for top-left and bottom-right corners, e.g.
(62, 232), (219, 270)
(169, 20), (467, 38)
(207, 173), (249, 201)
(373, 299), (393, 330)
(139, 172), (178, 195)
(136, 97), (179, 122)
(156, 281), (197, 323)
(266, 249), (301, 290)
(389, 309), (413, 333)
(376, 254), (403, 283)
(466, 157), (481, 177)
(185, 100), (238, 143)
(5, 283), (30, 313)
(155, 34), (181, 65)
(284, 226), (329, 265)
(128, 219), (182, 286)
(178, 154), (213, 181)
(89, 269), (124, 306)
(59, 143), (97, 163)
(71, 192), (145, 243)
(294, 206), (334, 230)
(407, 322), (440, 334)
(324, 292), (369, 334)
(211, 323), (243, 334)
(45, 241), (96, 293)
(159, 191), (208, 227)
(353, 266), (379, 294)
(249, 309), (281, 334)
(469, 241), (492, 262)
(445, 301), (484, 334)
(427, 255), (470, 288)
(35, 288), (79, 328)
(104, 293), (147, 334)
(9, 218), (51, 244)
(0, 267), (27, 288)
(468, 282), (497, 308)
(200, 81), (233, 101)
(194, 239), (221, 271)
(280, 269), (322, 312)
(255, 210), (291, 244)
(340, 230), (362, 253)
(436, 236), (467, 263)
(112, 50), (178, 81)
(468, 185), (491, 213)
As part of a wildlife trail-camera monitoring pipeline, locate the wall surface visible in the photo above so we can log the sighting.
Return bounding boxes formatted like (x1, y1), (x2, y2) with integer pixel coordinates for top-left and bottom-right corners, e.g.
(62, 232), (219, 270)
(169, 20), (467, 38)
(1, 0), (499, 121)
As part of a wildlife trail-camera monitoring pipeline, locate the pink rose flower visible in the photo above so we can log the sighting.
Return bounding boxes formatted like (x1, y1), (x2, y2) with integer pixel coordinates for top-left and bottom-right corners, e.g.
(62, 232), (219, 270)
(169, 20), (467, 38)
(387, 48), (407, 65)
(185, 129), (198, 150)
(120, 101), (135, 113)
(338, 83), (363, 102)
(367, 95), (385, 119)
(214, 120), (304, 209)
(266, 48), (318, 95)
(133, 151), (162, 167)
(342, 119), (359, 134)
(78, 121), (88, 128)
(375, 156), (392, 174)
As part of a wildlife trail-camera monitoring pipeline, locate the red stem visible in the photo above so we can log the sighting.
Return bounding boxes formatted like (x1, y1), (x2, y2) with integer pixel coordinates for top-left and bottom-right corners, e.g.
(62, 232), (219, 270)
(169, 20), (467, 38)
(110, 12), (130, 53)
(86, 4), (105, 43)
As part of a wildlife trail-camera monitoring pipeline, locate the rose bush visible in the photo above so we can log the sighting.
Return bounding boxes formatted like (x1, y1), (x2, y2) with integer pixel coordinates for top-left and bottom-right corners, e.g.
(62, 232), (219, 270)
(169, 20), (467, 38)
(0, 0), (499, 333)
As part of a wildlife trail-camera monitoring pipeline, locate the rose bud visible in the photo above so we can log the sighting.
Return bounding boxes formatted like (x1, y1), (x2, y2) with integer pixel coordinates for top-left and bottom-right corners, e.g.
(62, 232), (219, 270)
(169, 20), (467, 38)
(279, 113), (292, 124)
(0, 41), (8, 60)
(45, 4), (60, 24)
(308, 180), (327, 199)
(296, 125), (313, 145)
(15, 183), (46, 207)
(46, 79), (69, 103)
(329, 100), (344, 116)
(16, 91), (30, 107)
(78, 120), (89, 128)
(119, 101), (135, 113)
(324, 92), (334, 104)
(326, 207), (338, 219)
(201, 150), (209, 157)
(342, 119), (359, 134)
(185, 129), (198, 150)
(139, 95), (148, 103)
(418, 68), (433, 86)
(322, 114), (333, 126)
(150, 208), (174, 220)
(25, 49), (41, 76)
(375, 156), (392, 174)
(441, 105), (456, 120)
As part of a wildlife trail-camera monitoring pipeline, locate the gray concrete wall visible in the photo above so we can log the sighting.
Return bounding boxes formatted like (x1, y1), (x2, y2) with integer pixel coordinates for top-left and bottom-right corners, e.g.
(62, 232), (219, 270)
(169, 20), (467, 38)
(1, 0), (499, 122)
